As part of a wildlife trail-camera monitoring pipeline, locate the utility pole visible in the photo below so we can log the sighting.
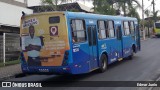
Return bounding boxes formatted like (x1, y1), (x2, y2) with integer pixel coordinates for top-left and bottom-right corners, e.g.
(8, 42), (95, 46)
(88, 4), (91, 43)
(142, 0), (145, 40)
(151, 0), (156, 36)
(153, 0), (156, 23)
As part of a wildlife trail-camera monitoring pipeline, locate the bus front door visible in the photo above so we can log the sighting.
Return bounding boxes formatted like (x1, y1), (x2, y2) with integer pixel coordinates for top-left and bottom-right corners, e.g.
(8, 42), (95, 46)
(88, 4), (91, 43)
(87, 25), (98, 70)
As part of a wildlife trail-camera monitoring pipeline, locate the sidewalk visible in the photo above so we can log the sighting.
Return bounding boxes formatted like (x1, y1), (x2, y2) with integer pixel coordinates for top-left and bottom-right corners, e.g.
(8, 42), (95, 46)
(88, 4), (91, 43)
(141, 37), (149, 41)
(141, 35), (157, 41)
(0, 64), (22, 80)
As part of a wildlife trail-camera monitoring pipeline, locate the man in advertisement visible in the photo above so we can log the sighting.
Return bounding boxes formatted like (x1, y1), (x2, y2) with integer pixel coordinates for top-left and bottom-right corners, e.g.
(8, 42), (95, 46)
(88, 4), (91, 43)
(25, 25), (44, 66)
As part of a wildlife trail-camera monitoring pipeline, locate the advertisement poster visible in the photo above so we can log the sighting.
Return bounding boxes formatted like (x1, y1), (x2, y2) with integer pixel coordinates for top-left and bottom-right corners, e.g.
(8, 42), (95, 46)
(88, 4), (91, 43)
(20, 14), (69, 66)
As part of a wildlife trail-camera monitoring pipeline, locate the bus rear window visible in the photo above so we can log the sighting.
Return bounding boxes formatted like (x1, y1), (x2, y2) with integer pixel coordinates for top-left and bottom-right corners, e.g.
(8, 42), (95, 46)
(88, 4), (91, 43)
(49, 16), (60, 24)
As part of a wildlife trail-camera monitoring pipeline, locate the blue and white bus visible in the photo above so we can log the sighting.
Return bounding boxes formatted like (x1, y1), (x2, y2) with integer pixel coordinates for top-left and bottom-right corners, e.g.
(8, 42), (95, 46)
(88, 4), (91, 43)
(20, 11), (141, 74)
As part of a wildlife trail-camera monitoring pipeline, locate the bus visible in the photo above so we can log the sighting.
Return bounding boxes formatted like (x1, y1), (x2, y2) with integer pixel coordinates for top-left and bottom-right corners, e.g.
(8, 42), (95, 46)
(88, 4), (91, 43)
(154, 21), (160, 37)
(20, 11), (141, 74)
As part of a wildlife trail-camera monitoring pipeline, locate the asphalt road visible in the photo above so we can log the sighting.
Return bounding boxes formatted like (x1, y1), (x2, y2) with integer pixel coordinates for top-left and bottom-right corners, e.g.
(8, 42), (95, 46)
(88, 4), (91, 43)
(2, 38), (160, 90)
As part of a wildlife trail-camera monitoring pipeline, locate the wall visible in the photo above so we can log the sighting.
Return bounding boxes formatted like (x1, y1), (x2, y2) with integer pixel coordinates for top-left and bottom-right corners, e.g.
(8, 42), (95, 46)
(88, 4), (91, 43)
(0, 1), (33, 27)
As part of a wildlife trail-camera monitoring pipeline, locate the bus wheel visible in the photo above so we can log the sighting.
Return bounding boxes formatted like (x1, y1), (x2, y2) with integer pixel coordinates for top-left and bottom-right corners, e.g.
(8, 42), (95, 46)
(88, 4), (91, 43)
(99, 54), (107, 73)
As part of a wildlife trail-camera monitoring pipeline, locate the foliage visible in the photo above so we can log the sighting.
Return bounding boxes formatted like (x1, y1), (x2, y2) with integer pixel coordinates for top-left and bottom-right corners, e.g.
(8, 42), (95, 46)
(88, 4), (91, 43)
(0, 60), (20, 67)
(145, 9), (150, 17)
(41, 0), (68, 10)
(143, 9), (160, 28)
(92, 0), (141, 19)
(114, 0), (141, 21)
(93, 0), (116, 15)
(70, 8), (79, 12)
(40, 0), (142, 20)
(152, 10), (160, 22)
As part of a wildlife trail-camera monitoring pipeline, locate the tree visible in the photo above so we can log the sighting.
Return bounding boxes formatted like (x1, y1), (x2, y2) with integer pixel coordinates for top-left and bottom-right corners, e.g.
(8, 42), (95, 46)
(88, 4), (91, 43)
(145, 9), (151, 18)
(41, 0), (68, 11)
(127, 4), (141, 22)
(152, 10), (160, 22)
(115, 0), (141, 16)
(93, 0), (116, 15)
(144, 9), (152, 28)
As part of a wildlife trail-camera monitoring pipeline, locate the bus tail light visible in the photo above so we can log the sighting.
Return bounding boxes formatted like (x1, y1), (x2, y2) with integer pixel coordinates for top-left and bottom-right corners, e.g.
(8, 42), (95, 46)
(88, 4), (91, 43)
(62, 51), (69, 66)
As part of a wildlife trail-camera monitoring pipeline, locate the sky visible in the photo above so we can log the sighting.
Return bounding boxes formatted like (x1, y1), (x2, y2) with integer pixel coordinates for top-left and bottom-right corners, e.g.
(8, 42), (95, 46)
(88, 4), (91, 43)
(138, 0), (159, 18)
(26, 0), (160, 19)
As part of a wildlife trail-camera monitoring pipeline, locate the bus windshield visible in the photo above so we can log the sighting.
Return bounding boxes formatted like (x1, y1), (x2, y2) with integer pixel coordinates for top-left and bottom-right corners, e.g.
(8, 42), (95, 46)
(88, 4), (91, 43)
(155, 23), (160, 28)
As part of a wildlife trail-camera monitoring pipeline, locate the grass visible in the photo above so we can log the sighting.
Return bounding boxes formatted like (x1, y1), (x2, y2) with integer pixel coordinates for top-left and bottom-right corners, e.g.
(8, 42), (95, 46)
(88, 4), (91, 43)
(0, 60), (20, 67)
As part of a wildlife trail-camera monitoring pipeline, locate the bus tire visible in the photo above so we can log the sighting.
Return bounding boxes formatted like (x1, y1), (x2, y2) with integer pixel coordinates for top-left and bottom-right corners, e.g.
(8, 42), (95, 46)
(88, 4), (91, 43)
(99, 54), (107, 73)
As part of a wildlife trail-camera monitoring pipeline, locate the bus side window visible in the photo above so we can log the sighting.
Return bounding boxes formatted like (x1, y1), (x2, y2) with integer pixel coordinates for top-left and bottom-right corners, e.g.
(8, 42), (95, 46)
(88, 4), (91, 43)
(108, 21), (115, 38)
(97, 20), (107, 39)
(71, 20), (76, 42)
(123, 21), (130, 35)
(71, 19), (86, 43)
(129, 21), (135, 35)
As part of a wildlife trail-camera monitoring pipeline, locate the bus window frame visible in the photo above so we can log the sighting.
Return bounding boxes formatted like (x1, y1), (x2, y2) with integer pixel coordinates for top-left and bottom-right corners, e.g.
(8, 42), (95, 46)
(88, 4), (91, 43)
(49, 16), (60, 24)
(107, 20), (116, 38)
(70, 19), (87, 44)
(123, 21), (131, 36)
(129, 21), (135, 35)
(97, 20), (108, 39)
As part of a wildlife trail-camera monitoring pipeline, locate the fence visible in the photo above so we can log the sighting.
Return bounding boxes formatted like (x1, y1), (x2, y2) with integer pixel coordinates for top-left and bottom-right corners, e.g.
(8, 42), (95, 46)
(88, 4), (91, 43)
(0, 33), (20, 66)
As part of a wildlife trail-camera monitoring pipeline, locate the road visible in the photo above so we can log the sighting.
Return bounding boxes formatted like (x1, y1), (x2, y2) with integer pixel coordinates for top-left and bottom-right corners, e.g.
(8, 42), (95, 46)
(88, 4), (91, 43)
(2, 38), (160, 90)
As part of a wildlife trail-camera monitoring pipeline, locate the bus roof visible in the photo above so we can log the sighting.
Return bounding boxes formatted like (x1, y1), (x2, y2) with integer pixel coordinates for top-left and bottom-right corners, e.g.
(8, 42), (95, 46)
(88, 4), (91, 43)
(23, 11), (65, 17)
(65, 12), (137, 21)
(24, 11), (137, 21)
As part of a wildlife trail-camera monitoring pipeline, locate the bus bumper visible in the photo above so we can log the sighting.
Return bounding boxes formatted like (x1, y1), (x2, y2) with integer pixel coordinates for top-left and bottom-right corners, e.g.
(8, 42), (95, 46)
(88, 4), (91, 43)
(21, 62), (90, 75)
(21, 65), (72, 75)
